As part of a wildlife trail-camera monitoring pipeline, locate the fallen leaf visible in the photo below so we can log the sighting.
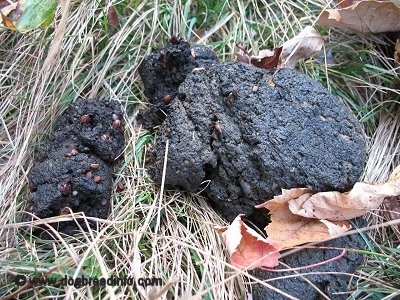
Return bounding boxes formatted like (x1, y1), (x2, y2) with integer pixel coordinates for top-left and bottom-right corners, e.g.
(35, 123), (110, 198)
(0, 0), (17, 27)
(236, 45), (282, 70)
(107, 6), (119, 34)
(1, 14), (15, 29)
(251, 49), (276, 60)
(236, 26), (322, 69)
(2, 0), (57, 32)
(257, 191), (351, 249)
(335, 0), (357, 8)
(215, 215), (280, 269)
(274, 165), (400, 221)
(288, 179), (398, 221)
(281, 26), (324, 68)
(395, 39), (400, 68)
(320, 219), (351, 236)
(250, 47), (282, 69)
(316, 0), (400, 33)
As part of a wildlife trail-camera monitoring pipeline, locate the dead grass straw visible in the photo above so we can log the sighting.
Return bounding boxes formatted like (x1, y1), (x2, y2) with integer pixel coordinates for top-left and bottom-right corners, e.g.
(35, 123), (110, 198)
(1, 0), (399, 299)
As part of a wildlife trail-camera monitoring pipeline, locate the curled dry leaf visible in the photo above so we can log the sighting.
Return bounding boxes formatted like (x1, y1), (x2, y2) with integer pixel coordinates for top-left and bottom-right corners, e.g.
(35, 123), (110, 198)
(316, 0), (400, 33)
(320, 219), (351, 236)
(281, 26), (324, 68)
(236, 26), (323, 69)
(288, 175), (400, 221)
(215, 215), (280, 269)
(250, 47), (282, 70)
(236, 45), (282, 70)
(257, 190), (351, 249)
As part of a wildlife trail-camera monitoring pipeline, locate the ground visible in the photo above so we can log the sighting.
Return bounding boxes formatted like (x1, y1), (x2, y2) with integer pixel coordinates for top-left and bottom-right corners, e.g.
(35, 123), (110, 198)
(0, 1), (399, 300)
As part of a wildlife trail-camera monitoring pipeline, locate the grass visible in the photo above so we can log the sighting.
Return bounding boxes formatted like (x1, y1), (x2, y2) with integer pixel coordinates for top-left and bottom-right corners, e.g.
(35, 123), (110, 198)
(0, 0), (399, 299)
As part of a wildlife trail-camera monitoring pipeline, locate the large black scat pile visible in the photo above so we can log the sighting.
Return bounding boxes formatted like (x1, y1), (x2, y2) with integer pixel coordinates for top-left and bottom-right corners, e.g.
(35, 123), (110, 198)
(27, 99), (125, 235)
(149, 62), (366, 224)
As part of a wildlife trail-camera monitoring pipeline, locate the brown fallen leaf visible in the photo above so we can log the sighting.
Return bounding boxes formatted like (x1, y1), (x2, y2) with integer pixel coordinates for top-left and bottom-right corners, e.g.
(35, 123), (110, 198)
(335, 0), (357, 8)
(320, 219), (351, 236)
(250, 47), (282, 70)
(281, 26), (324, 68)
(257, 190), (351, 249)
(107, 6), (119, 27)
(215, 215), (280, 269)
(288, 180), (399, 221)
(236, 26), (322, 69)
(316, 0), (400, 33)
(268, 165), (400, 221)
(236, 45), (282, 69)
(0, 0), (17, 28)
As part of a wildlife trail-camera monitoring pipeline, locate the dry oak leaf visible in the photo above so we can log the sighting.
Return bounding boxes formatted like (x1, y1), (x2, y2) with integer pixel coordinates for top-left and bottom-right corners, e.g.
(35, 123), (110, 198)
(281, 26), (324, 68)
(215, 214), (280, 269)
(316, 0), (400, 33)
(257, 189), (351, 249)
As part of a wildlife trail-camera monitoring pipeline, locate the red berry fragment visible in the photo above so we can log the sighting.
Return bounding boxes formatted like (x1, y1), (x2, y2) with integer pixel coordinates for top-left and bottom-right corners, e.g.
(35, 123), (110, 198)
(93, 175), (102, 183)
(80, 114), (90, 124)
(214, 123), (223, 133)
(163, 95), (172, 104)
(59, 182), (72, 195)
(90, 163), (100, 169)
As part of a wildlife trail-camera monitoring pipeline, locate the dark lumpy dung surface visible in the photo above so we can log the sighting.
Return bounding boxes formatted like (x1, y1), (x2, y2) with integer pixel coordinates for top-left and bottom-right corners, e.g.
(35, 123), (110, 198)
(137, 39), (219, 127)
(251, 230), (366, 300)
(148, 61), (366, 225)
(27, 99), (125, 234)
(139, 40), (367, 299)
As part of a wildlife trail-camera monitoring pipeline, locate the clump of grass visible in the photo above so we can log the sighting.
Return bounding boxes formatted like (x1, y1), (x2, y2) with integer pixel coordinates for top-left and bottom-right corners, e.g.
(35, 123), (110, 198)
(1, 0), (399, 299)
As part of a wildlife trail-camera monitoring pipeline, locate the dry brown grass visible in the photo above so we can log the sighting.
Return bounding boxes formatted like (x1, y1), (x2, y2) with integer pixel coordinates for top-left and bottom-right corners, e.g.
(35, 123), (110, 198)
(1, 0), (399, 299)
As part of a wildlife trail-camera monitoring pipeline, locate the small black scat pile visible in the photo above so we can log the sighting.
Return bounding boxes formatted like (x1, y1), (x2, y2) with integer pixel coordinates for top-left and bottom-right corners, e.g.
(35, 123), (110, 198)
(26, 99), (125, 235)
(137, 36), (219, 128)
